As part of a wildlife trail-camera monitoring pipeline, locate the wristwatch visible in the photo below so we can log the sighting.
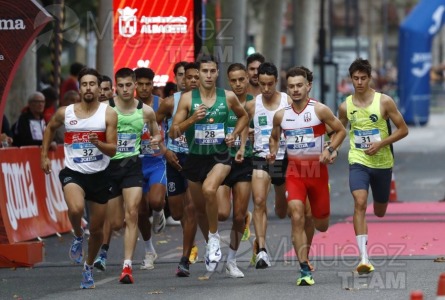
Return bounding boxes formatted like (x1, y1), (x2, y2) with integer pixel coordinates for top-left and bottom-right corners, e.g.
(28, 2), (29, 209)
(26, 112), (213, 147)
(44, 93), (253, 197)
(327, 146), (335, 154)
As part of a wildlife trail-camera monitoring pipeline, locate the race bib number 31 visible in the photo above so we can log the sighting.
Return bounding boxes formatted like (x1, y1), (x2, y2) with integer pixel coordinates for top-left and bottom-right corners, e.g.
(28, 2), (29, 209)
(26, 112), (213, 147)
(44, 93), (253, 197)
(353, 129), (381, 149)
(195, 123), (225, 145)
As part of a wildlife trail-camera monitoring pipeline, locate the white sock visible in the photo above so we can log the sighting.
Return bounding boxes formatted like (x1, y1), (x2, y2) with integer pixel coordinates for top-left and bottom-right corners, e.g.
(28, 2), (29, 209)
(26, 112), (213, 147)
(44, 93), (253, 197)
(123, 259), (132, 268)
(153, 209), (163, 216)
(209, 231), (220, 240)
(144, 238), (156, 253)
(227, 248), (237, 262)
(356, 235), (368, 263)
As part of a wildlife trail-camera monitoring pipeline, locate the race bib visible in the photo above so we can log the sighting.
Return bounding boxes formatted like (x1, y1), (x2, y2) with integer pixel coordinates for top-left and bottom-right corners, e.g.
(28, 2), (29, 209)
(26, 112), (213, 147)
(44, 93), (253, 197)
(260, 129), (286, 155)
(194, 123), (225, 145)
(141, 139), (161, 156)
(353, 129), (381, 149)
(72, 142), (103, 163)
(117, 133), (137, 153)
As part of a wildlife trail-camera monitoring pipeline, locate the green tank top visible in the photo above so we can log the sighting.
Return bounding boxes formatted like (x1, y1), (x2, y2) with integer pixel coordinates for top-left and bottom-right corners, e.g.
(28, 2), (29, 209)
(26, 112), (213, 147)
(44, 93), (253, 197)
(110, 99), (144, 160)
(185, 88), (229, 155)
(226, 94), (254, 157)
(346, 92), (393, 168)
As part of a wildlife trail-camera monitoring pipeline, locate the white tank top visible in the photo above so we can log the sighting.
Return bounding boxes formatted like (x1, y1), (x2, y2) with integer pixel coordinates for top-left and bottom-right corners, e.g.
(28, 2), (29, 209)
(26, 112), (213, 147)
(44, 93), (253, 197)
(64, 103), (110, 174)
(253, 92), (288, 159)
(280, 99), (326, 162)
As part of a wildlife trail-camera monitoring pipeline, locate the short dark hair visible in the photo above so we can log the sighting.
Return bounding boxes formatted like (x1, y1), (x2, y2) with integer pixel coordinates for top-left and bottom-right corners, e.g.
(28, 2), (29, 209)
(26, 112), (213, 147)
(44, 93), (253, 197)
(227, 63), (247, 75)
(41, 87), (58, 103)
(349, 58), (372, 77)
(286, 67), (308, 81)
(115, 67), (136, 82)
(196, 53), (219, 69)
(164, 81), (177, 97)
(173, 61), (188, 75)
(70, 62), (85, 76)
(101, 75), (113, 86)
(184, 62), (199, 72)
(258, 62), (278, 79)
(134, 68), (155, 81)
(246, 52), (265, 67)
(294, 66), (313, 83)
(78, 67), (101, 84)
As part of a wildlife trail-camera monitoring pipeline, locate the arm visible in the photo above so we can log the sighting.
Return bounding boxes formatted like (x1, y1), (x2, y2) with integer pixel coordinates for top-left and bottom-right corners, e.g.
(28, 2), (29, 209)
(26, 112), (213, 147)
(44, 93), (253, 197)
(143, 104), (162, 146)
(90, 106), (118, 158)
(40, 107), (66, 174)
(169, 92), (206, 139)
(267, 109), (284, 164)
(156, 96), (174, 124)
(234, 125), (249, 163)
(337, 101), (349, 129)
(365, 95), (409, 156)
(316, 103), (347, 164)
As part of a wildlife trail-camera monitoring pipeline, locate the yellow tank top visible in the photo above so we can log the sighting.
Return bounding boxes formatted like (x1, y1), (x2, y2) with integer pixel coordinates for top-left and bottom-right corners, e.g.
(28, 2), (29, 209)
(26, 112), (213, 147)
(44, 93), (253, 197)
(346, 92), (393, 168)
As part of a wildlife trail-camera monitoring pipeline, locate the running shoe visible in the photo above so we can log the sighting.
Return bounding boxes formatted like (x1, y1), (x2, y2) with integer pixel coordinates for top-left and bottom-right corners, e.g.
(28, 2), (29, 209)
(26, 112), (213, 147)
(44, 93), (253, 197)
(152, 210), (166, 234)
(250, 238), (259, 266)
(189, 245), (199, 264)
(241, 211), (252, 241)
(205, 245), (218, 272)
(296, 269), (315, 286)
(356, 262), (375, 275)
(80, 264), (95, 289)
(226, 260), (244, 278)
(119, 265), (134, 284)
(69, 233), (84, 264)
(176, 256), (190, 277)
(207, 235), (222, 263)
(255, 250), (271, 269)
(141, 252), (157, 270)
(93, 250), (107, 272)
(166, 216), (181, 226)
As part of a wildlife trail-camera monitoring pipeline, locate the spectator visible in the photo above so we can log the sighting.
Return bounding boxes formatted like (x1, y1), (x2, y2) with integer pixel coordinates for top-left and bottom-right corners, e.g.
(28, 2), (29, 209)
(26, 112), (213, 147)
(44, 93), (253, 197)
(60, 62), (84, 102)
(12, 92), (46, 147)
(41, 87), (58, 123)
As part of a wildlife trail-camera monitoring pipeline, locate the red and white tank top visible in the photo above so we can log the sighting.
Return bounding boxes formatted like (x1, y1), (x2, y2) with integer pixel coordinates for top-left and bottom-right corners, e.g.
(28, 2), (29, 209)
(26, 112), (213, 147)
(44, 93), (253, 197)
(64, 103), (109, 174)
(281, 99), (326, 162)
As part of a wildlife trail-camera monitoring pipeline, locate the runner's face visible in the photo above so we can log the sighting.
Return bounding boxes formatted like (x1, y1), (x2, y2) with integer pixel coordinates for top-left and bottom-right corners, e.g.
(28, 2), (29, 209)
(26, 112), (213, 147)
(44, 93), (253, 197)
(175, 66), (186, 91)
(199, 62), (218, 89)
(228, 69), (248, 97)
(259, 74), (277, 100)
(247, 60), (261, 86)
(287, 75), (309, 103)
(99, 81), (113, 101)
(79, 75), (99, 103)
(351, 70), (371, 93)
(116, 76), (136, 102)
(184, 68), (199, 91)
(136, 78), (153, 100)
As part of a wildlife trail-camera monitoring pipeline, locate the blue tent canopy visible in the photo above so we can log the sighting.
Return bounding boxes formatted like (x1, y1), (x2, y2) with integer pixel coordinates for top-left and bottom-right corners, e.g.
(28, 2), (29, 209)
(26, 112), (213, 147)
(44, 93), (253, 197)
(398, 0), (445, 125)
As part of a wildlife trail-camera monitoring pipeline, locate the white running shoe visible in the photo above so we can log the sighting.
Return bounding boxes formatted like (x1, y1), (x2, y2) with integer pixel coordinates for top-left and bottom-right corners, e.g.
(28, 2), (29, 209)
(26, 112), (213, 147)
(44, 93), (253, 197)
(141, 252), (157, 270)
(152, 210), (166, 234)
(255, 250), (271, 269)
(225, 260), (244, 278)
(207, 235), (222, 263)
(166, 216), (181, 226)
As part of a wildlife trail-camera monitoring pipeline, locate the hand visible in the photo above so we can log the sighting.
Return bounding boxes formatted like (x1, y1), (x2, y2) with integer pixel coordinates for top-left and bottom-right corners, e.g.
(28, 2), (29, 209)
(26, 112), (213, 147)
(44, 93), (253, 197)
(165, 149), (182, 171)
(364, 142), (380, 156)
(225, 133), (235, 147)
(328, 149), (338, 164)
(41, 156), (52, 174)
(234, 149), (244, 163)
(88, 131), (100, 146)
(319, 148), (331, 165)
(266, 152), (276, 164)
(193, 104), (207, 121)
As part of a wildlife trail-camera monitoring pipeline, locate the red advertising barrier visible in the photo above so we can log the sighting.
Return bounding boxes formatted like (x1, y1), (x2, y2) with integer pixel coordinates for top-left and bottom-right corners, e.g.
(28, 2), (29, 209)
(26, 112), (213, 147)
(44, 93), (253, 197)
(0, 145), (71, 244)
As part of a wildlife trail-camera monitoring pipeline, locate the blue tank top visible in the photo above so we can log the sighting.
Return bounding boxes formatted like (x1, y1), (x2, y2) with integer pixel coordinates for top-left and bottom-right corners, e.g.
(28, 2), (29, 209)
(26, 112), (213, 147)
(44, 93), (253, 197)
(166, 92), (189, 153)
(140, 95), (165, 164)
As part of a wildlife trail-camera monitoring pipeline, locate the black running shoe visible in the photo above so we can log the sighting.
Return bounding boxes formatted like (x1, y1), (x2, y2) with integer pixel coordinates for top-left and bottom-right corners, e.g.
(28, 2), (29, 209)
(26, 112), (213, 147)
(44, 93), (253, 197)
(176, 256), (190, 277)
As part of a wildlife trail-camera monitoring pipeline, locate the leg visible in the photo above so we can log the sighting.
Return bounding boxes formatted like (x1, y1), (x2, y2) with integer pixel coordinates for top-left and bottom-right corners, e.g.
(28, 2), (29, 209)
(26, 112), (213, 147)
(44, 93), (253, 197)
(230, 182), (251, 251)
(85, 201), (107, 266)
(63, 183), (86, 238)
(273, 183), (287, 219)
(217, 185), (232, 221)
(251, 169), (271, 250)
(122, 187), (143, 261)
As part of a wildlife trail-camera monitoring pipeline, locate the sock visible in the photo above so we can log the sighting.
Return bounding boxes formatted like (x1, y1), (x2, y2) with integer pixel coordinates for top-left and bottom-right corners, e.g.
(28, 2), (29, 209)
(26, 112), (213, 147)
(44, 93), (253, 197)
(101, 244), (109, 251)
(259, 247), (267, 254)
(356, 234), (368, 262)
(123, 259), (132, 268)
(144, 238), (156, 253)
(227, 248), (237, 262)
(209, 231), (220, 240)
(153, 210), (163, 216)
(84, 262), (93, 270)
(300, 261), (310, 273)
